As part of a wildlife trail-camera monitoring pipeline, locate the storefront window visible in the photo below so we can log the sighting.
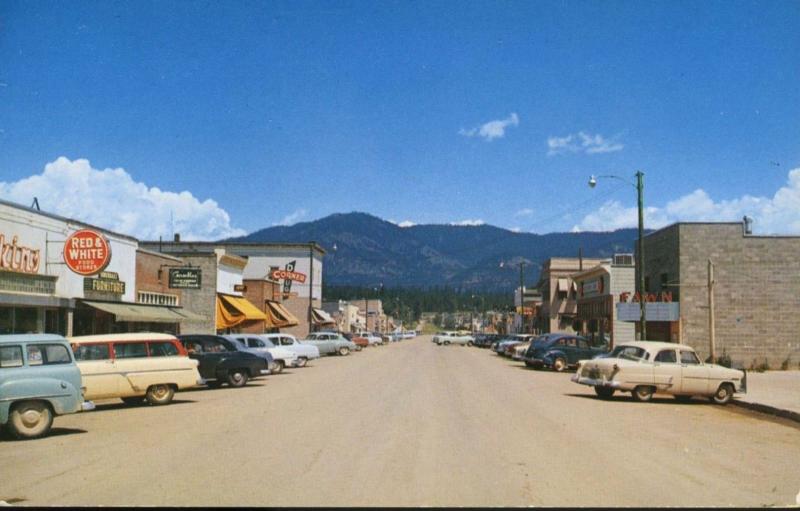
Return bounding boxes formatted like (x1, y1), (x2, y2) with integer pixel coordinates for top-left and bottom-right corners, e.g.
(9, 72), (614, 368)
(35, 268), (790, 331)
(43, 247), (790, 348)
(0, 307), (12, 334)
(15, 307), (39, 333)
(45, 308), (66, 336)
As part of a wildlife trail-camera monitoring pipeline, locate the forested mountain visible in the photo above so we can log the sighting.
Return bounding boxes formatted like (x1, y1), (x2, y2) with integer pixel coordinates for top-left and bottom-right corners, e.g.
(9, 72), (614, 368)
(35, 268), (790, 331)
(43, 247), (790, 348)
(228, 212), (642, 291)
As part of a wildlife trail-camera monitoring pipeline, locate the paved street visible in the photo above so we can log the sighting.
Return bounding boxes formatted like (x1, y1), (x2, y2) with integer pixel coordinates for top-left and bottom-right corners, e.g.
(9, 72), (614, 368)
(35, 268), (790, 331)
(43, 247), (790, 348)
(2, 335), (798, 507)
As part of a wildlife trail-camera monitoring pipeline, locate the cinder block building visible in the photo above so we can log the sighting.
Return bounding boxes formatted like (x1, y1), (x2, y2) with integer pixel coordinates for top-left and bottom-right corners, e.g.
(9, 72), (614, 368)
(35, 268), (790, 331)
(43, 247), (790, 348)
(640, 220), (800, 368)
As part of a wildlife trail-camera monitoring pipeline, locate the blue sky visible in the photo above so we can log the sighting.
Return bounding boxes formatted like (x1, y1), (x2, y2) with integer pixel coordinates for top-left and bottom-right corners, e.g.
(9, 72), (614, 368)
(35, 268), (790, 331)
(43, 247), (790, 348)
(1, 0), (799, 239)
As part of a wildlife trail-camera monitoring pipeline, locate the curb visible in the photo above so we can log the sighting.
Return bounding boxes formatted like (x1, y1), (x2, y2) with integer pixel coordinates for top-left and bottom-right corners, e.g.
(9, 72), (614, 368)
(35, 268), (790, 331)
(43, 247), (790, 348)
(732, 399), (800, 424)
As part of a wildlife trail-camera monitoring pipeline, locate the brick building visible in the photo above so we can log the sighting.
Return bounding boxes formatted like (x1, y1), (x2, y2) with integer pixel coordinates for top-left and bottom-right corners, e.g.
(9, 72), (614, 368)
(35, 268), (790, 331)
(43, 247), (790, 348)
(639, 221), (800, 368)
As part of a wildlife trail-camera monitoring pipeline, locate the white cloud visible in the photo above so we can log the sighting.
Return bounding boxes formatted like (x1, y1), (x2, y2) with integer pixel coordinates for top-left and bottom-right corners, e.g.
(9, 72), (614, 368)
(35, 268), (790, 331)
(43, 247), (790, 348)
(273, 208), (307, 227)
(459, 113), (519, 141)
(0, 157), (245, 240)
(514, 208), (533, 217)
(547, 131), (623, 156)
(398, 220), (416, 228)
(574, 168), (800, 235)
(450, 219), (485, 226)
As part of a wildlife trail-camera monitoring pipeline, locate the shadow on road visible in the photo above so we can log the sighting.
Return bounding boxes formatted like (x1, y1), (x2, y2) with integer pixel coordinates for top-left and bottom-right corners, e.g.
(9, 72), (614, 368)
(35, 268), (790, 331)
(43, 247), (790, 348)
(1, 427), (87, 441)
(92, 398), (197, 411)
(564, 393), (709, 405)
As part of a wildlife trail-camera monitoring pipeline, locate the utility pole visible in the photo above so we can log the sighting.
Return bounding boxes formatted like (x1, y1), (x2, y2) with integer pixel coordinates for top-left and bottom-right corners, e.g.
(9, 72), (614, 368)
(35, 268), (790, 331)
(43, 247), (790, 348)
(519, 263), (525, 334)
(708, 259), (716, 363)
(308, 242), (314, 335)
(636, 171), (647, 341)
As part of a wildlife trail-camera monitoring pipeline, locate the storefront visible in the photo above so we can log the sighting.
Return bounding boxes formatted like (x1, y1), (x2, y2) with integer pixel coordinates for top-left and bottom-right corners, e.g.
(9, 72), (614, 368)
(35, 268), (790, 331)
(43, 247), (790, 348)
(573, 256), (636, 348)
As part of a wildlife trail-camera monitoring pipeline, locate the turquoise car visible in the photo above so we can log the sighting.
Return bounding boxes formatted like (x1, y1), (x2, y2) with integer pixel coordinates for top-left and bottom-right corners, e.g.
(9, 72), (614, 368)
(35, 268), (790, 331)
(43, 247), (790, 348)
(0, 334), (94, 439)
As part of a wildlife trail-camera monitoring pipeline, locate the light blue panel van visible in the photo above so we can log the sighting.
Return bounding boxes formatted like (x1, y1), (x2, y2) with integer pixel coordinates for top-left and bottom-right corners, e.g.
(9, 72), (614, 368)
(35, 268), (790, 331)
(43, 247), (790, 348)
(0, 334), (94, 439)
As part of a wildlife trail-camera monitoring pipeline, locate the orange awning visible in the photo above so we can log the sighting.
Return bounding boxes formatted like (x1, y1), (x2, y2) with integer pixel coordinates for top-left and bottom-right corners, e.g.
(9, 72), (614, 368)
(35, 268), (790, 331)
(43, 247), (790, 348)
(265, 300), (299, 328)
(216, 294), (267, 330)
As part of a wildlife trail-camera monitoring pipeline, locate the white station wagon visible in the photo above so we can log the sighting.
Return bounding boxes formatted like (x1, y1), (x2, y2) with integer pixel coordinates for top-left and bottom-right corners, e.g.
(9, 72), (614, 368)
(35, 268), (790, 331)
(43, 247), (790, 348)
(433, 331), (474, 346)
(572, 341), (747, 405)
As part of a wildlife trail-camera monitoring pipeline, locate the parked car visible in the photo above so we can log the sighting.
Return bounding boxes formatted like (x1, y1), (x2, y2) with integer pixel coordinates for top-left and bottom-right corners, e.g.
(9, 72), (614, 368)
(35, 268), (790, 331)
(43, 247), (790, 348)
(433, 331), (474, 346)
(474, 334), (501, 348)
(572, 342), (747, 404)
(402, 331), (416, 339)
(350, 335), (370, 349)
(320, 330), (362, 351)
(523, 333), (607, 371)
(222, 335), (297, 373)
(70, 333), (204, 406)
(494, 335), (536, 355)
(302, 332), (358, 356)
(0, 334), (94, 439)
(255, 333), (320, 367)
(356, 332), (382, 346)
(176, 335), (269, 387)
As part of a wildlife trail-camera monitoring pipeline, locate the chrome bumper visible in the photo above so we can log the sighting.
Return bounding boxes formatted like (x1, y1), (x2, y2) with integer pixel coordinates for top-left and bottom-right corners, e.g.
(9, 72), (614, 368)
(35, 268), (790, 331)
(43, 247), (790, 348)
(571, 374), (622, 388)
(260, 368), (271, 375)
(81, 401), (96, 412)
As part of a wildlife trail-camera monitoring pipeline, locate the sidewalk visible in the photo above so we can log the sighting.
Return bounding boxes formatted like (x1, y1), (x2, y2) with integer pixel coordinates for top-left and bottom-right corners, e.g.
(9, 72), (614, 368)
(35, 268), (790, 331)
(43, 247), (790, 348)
(733, 370), (800, 422)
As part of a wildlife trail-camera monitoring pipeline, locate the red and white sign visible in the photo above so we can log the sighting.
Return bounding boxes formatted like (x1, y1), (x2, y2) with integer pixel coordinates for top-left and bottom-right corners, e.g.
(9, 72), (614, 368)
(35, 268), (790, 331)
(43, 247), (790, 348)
(269, 268), (307, 283)
(63, 229), (111, 276)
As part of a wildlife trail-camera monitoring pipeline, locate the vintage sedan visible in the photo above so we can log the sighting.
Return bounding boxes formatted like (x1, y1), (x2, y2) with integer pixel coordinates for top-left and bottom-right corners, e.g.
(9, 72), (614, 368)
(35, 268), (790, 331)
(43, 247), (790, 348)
(433, 331), (474, 346)
(257, 333), (320, 367)
(572, 342), (747, 404)
(523, 333), (607, 371)
(303, 332), (358, 356)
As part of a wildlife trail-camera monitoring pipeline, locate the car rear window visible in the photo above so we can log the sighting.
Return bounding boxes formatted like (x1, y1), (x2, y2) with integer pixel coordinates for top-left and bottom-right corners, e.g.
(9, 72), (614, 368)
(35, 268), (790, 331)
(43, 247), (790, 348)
(73, 344), (111, 361)
(149, 341), (179, 357)
(114, 342), (147, 359)
(0, 345), (23, 368)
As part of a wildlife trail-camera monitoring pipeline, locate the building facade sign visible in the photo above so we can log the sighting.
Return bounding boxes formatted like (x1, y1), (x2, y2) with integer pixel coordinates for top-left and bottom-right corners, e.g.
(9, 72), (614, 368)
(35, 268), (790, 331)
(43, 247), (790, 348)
(619, 291), (673, 303)
(616, 302), (680, 321)
(0, 271), (56, 295)
(0, 233), (41, 274)
(64, 229), (111, 276)
(83, 271), (126, 295)
(168, 268), (201, 289)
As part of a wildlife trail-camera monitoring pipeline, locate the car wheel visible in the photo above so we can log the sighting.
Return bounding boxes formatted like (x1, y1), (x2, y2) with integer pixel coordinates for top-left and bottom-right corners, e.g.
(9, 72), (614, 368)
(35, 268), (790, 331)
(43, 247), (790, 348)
(296, 357), (308, 368)
(444, 341), (450, 345)
(594, 387), (615, 399)
(674, 395), (693, 403)
(552, 357), (567, 372)
(338, 346), (350, 356)
(467, 341), (473, 347)
(227, 369), (249, 388)
(710, 383), (734, 405)
(8, 401), (53, 440)
(121, 396), (146, 406)
(145, 384), (175, 406)
(273, 360), (285, 374)
(524, 361), (534, 368)
(631, 385), (655, 402)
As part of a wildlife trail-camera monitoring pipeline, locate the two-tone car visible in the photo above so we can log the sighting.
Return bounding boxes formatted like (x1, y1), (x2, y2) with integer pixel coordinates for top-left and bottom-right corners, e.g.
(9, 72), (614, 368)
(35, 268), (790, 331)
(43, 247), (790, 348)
(433, 331), (474, 346)
(223, 334), (296, 373)
(0, 334), (94, 439)
(302, 332), (358, 356)
(572, 341), (747, 404)
(70, 333), (204, 406)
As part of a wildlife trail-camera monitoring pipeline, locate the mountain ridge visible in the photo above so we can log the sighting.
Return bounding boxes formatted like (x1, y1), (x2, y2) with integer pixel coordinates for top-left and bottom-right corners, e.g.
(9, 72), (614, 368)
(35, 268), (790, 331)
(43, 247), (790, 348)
(228, 212), (642, 291)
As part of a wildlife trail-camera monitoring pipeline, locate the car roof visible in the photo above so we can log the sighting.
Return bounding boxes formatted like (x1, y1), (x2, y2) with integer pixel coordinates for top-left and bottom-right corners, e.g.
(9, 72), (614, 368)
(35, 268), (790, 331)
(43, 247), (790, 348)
(0, 333), (68, 344)
(617, 341), (695, 352)
(69, 332), (178, 344)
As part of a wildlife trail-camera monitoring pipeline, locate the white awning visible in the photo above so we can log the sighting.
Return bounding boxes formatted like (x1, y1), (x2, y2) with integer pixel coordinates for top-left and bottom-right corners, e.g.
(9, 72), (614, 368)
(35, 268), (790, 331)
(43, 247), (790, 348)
(557, 278), (569, 292)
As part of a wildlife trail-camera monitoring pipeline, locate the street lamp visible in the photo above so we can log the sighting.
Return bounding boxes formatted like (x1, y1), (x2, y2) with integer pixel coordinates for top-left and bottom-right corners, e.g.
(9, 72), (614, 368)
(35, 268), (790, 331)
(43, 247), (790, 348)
(589, 171), (647, 340)
(500, 260), (527, 333)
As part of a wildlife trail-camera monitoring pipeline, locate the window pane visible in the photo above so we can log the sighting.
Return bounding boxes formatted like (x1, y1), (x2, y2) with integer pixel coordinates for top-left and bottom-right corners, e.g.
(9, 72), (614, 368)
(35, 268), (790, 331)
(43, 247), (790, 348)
(149, 342), (179, 357)
(74, 344), (110, 361)
(680, 351), (700, 365)
(655, 350), (677, 363)
(27, 345), (44, 365)
(43, 344), (71, 364)
(114, 342), (147, 359)
(0, 346), (23, 367)
(15, 307), (39, 334)
(184, 341), (203, 354)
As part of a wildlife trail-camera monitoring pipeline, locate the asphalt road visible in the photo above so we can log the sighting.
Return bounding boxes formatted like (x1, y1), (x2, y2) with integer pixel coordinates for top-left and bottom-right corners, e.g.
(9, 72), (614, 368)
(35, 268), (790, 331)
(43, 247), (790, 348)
(2, 335), (798, 507)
